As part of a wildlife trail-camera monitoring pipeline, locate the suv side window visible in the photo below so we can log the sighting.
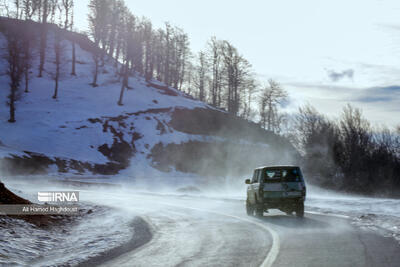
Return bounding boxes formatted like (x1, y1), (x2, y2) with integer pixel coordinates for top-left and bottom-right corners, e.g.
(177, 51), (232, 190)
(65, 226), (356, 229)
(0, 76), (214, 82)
(251, 170), (258, 183)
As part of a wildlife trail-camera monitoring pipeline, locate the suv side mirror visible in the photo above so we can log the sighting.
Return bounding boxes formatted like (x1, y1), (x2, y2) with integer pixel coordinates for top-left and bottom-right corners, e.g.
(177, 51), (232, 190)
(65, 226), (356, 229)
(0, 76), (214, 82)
(245, 179), (251, 184)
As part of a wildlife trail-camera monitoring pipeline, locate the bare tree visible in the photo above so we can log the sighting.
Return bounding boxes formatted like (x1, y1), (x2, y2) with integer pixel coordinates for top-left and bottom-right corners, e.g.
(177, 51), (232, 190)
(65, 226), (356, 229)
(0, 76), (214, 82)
(38, 0), (50, 77)
(143, 19), (153, 81)
(0, 0), (11, 17)
(184, 61), (195, 96)
(219, 40), (253, 115)
(240, 78), (258, 120)
(61, 0), (72, 28)
(163, 22), (172, 86)
(61, 0), (76, 76)
(154, 29), (164, 81)
(338, 104), (372, 184)
(52, 26), (64, 99)
(195, 51), (207, 101)
(12, 0), (24, 19)
(21, 0), (38, 93)
(117, 8), (134, 105)
(70, 4), (76, 75)
(259, 79), (288, 132)
(114, 1), (128, 67)
(22, 24), (35, 93)
(23, 0), (39, 20)
(2, 22), (24, 122)
(88, 0), (110, 86)
(117, 62), (128, 105)
(178, 34), (189, 91)
(207, 36), (223, 106)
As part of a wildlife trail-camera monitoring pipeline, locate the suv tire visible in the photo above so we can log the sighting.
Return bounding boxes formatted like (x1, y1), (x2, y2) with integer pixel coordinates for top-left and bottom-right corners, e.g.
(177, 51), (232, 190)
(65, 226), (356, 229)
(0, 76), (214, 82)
(255, 206), (264, 217)
(296, 202), (304, 218)
(246, 199), (254, 216)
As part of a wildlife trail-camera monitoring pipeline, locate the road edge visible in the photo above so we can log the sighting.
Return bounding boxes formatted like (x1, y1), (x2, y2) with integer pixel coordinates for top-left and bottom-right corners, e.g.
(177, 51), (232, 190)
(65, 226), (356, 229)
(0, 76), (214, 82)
(77, 216), (153, 267)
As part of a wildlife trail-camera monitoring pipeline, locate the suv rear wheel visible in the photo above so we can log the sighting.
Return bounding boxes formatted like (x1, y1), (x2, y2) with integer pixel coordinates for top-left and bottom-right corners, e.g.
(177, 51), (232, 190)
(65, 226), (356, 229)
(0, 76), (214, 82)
(296, 202), (304, 218)
(246, 199), (254, 216)
(255, 205), (264, 217)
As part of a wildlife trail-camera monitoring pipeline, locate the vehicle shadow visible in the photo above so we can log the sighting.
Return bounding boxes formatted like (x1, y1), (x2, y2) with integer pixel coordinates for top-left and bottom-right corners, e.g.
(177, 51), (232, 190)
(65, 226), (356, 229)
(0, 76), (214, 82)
(255, 213), (330, 229)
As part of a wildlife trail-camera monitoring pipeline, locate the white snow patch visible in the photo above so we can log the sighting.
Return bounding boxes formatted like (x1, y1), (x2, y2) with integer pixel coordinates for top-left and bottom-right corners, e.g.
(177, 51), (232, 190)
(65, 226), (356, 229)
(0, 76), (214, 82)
(0, 207), (133, 267)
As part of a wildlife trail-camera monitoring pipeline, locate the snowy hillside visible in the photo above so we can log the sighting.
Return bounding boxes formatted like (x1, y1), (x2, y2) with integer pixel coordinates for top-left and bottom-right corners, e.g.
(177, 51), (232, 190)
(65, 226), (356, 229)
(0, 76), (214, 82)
(0, 21), (298, 179)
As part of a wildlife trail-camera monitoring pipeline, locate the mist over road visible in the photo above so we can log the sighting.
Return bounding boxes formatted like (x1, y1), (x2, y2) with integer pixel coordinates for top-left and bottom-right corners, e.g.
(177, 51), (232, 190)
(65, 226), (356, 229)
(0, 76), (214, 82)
(80, 189), (400, 267)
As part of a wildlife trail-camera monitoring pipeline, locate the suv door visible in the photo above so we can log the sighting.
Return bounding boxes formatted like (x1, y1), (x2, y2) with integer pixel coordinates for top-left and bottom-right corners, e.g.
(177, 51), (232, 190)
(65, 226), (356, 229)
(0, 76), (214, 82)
(249, 169), (262, 204)
(253, 170), (263, 203)
(247, 169), (258, 204)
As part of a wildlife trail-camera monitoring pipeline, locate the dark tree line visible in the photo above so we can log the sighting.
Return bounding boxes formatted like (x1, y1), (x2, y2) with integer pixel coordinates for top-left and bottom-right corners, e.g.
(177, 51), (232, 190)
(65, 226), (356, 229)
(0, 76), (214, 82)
(291, 104), (400, 196)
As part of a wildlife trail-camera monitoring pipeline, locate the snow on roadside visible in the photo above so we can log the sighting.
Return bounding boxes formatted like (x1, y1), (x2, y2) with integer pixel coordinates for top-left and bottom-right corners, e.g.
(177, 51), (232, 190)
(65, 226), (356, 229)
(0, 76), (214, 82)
(0, 204), (134, 267)
(306, 187), (400, 243)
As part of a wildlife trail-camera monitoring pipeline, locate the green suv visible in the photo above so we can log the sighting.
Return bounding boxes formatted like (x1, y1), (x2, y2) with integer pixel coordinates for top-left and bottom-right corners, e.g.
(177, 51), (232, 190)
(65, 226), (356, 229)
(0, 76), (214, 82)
(245, 166), (306, 217)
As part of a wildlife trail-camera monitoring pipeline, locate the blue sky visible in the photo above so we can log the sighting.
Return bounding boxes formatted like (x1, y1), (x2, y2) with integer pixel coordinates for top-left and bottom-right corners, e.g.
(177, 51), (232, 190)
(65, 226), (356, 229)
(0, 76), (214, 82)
(75, 0), (400, 128)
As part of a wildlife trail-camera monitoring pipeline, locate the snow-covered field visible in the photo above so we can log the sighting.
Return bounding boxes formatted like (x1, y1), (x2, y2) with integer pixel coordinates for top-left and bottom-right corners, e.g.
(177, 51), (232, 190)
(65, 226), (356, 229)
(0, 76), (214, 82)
(0, 29), (210, 171)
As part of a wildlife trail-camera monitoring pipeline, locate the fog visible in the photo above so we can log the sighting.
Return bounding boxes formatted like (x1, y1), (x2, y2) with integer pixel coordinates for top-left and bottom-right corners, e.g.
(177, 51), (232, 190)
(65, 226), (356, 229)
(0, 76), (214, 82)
(2, 174), (400, 266)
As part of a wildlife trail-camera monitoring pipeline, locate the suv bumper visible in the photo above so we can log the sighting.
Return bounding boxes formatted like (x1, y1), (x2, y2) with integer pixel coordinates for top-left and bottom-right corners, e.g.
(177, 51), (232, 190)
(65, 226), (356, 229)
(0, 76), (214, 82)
(261, 197), (304, 209)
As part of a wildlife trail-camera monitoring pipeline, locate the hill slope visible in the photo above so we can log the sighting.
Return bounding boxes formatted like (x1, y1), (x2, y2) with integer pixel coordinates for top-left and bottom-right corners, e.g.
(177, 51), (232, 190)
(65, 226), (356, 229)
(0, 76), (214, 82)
(0, 20), (299, 180)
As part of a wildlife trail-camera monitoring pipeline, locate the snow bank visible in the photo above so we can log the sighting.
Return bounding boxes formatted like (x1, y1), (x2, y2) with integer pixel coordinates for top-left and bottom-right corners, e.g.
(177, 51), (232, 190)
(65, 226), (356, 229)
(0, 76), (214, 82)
(0, 205), (134, 266)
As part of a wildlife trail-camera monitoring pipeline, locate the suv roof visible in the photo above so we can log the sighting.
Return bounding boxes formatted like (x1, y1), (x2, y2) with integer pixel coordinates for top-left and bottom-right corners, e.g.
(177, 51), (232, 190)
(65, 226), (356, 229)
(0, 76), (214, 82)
(254, 165), (299, 170)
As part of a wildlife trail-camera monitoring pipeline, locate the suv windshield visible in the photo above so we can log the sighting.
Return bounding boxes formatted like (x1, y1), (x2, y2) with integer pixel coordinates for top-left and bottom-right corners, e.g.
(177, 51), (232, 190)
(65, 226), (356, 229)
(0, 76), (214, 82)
(264, 167), (303, 182)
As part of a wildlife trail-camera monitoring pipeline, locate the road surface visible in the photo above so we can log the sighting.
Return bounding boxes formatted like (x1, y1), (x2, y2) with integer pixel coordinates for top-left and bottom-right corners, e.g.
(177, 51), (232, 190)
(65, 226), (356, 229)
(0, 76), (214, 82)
(78, 190), (400, 267)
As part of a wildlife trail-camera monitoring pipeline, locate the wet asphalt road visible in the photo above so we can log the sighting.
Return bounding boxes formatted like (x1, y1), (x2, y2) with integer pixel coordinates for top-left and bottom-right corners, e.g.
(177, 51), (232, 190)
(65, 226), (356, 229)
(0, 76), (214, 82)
(90, 192), (400, 267)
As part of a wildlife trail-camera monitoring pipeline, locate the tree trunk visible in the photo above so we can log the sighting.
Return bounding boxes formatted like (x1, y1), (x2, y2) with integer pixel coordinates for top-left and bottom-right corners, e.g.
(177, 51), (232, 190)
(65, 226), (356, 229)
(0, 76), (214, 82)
(54, 33), (61, 99)
(117, 81), (125, 106)
(267, 100), (272, 131)
(53, 72), (59, 99)
(118, 64), (128, 106)
(115, 40), (120, 67)
(92, 55), (99, 87)
(38, 24), (47, 77)
(53, 55), (59, 99)
(24, 40), (30, 93)
(71, 41), (76, 75)
(38, 1), (48, 77)
(149, 60), (154, 81)
(24, 67), (29, 93)
(8, 85), (16, 123)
